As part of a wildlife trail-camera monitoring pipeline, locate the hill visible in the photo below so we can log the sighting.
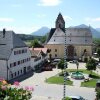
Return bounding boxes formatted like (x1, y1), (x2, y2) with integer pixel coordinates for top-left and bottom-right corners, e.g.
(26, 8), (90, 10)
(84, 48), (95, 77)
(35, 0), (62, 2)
(31, 27), (50, 36)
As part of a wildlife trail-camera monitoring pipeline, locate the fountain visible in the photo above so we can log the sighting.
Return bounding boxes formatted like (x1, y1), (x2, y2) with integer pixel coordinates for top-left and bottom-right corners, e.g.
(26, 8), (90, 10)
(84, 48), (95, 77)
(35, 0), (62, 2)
(71, 61), (84, 79)
(71, 71), (84, 79)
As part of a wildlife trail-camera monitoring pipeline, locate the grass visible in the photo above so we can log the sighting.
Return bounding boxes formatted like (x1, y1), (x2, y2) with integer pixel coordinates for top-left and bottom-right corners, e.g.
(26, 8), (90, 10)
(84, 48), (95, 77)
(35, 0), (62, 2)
(81, 79), (97, 88)
(46, 76), (73, 85)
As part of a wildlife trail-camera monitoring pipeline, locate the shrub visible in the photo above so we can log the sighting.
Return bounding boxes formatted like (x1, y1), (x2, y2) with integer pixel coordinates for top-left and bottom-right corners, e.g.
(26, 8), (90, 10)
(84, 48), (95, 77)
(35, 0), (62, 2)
(0, 79), (33, 100)
(62, 97), (72, 100)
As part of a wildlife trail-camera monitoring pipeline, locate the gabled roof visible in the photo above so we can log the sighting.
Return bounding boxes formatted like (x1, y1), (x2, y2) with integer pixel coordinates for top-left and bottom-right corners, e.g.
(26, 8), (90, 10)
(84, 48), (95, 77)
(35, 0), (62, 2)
(0, 30), (27, 60)
(12, 32), (26, 48)
(46, 28), (56, 43)
(30, 47), (47, 57)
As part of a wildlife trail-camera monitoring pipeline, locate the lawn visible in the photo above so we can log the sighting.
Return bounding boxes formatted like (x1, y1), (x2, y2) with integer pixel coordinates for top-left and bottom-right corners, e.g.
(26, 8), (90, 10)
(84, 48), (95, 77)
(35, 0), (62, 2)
(46, 76), (73, 85)
(81, 79), (97, 88)
(67, 69), (100, 88)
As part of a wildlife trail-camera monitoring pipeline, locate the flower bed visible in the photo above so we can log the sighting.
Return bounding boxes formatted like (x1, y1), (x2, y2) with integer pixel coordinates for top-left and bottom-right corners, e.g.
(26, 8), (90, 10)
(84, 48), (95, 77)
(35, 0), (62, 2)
(0, 78), (33, 100)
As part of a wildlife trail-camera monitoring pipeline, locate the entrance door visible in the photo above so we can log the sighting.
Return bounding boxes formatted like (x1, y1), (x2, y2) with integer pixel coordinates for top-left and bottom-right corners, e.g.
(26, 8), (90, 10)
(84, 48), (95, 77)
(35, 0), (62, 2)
(67, 45), (74, 60)
(24, 67), (26, 74)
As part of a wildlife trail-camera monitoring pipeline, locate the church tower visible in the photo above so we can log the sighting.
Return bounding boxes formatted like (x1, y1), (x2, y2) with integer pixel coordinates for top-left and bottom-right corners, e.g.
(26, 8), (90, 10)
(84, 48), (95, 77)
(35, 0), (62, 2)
(55, 13), (65, 29)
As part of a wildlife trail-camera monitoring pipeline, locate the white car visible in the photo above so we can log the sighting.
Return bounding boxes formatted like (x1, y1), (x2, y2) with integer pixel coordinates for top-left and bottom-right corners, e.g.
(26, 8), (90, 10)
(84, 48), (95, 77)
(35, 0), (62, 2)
(68, 96), (86, 100)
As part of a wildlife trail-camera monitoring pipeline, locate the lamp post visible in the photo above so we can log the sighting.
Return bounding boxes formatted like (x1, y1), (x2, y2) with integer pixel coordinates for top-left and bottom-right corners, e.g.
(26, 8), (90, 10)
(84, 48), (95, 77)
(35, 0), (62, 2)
(63, 30), (67, 100)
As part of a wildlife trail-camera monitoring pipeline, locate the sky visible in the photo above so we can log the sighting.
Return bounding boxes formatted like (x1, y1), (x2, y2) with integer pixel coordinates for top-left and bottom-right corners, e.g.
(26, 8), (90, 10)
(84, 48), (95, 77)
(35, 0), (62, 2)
(0, 0), (100, 34)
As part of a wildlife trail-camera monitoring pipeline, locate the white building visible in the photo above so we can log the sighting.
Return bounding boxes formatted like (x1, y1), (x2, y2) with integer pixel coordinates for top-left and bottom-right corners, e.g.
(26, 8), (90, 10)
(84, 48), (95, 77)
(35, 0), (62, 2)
(0, 29), (31, 81)
(30, 48), (48, 71)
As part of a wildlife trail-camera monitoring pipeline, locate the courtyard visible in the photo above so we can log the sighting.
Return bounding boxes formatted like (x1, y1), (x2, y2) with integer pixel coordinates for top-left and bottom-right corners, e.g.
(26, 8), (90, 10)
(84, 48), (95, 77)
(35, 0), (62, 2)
(19, 62), (98, 100)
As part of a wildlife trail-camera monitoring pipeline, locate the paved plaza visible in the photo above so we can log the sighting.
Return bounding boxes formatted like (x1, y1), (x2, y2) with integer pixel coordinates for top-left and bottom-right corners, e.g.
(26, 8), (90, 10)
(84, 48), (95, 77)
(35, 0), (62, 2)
(20, 62), (97, 100)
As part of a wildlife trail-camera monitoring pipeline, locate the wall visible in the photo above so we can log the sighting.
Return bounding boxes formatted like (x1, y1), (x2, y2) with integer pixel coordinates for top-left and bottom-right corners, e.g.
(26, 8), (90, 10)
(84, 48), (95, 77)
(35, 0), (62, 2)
(8, 47), (31, 80)
(0, 60), (7, 80)
(45, 44), (92, 59)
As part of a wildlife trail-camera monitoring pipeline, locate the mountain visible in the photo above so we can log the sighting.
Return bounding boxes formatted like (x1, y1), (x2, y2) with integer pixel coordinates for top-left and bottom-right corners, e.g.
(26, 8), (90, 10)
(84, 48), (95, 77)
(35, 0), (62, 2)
(71, 24), (100, 38)
(31, 27), (50, 36)
(96, 28), (100, 32)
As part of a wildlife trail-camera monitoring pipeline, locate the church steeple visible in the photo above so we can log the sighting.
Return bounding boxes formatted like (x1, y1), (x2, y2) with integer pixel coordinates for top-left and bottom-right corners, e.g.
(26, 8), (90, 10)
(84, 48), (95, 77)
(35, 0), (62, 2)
(55, 13), (65, 29)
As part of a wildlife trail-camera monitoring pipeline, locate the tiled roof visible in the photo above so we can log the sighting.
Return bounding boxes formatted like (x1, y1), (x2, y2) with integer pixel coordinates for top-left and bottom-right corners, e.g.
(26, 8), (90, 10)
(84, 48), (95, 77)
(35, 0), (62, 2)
(30, 48), (47, 57)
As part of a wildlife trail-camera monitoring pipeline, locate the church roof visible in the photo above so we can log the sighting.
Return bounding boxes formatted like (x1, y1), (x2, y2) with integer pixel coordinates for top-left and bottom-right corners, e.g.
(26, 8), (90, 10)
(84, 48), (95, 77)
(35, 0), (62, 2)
(46, 28), (92, 45)
(0, 30), (27, 60)
(46, 28), (56, 43)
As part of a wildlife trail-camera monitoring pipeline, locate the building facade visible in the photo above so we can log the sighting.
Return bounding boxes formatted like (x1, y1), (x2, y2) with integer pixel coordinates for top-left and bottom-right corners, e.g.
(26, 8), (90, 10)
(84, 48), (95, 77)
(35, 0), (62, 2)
(30, 48), (48, 71)
(45, 13), (93, 60)
(0, 29), (31, 81)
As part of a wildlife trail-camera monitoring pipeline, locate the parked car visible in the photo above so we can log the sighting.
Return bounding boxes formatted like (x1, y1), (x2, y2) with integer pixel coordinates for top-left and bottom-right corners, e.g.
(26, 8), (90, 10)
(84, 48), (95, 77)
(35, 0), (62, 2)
(69, 60), (77, 63)
(67, 96), (86, 100)
(95, 80), (100, 91)
(97, 63), (100, 68)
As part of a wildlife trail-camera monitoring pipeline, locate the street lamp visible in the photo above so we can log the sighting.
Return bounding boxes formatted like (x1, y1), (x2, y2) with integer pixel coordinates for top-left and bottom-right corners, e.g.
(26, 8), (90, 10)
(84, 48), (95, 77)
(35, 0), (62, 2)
(63, 30), (67, 100)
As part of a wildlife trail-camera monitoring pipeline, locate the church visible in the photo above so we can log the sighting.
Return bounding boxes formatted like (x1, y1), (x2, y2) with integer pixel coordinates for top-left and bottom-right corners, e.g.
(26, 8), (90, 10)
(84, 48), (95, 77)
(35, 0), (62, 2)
(45, 13), (93, 61)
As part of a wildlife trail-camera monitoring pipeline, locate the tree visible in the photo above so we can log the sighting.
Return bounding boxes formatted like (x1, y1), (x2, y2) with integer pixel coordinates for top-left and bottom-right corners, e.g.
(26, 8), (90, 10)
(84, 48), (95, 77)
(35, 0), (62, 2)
(40, 35), (47, 43)
(97, 49), (100, 62)
(30, 39), (43, 48)
(96, 89), (100, 100)
(86, 58), (96, 76)
(58, 59), (67, 74)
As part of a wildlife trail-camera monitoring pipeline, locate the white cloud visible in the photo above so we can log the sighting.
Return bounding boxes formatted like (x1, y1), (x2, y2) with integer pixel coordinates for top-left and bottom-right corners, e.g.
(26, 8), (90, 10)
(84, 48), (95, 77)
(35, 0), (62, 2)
(37, 14), (46, 18)
(63, 16), (72, 21)
(85, 17), (100, 22)
(38, 0), (62, 6)
(0, 26), (40, 34)
(0, 18), (14, 22)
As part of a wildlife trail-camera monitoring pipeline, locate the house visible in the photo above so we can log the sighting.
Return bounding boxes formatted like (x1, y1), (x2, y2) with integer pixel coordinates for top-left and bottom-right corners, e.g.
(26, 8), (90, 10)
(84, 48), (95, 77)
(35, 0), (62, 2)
(30, 47), (48, 71)
(0, 29), (31, 81)
(45, 13), (93, 61)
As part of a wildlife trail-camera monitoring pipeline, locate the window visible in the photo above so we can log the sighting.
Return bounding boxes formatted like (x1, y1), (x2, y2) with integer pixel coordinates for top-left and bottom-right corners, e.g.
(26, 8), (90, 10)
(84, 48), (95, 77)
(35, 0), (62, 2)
(18, 61), (20, 65)
(55, 49), (57, 52)
(21, 70), (22, 73)
(55, 54), (57, 57)
(10, 63), (12, 68)
(11, 74), (13, 78)
(21, 60), (23, 64)
(19, 50), (21, 54)
(18, 71), (19, 75)
(23, 59), (24, 63)
(14, 51), (16, 55)
(27, 58), (29, 61)
(15, 72), (16, 76)
(14, 62), (16, 66)
(22, 49), (24, 53)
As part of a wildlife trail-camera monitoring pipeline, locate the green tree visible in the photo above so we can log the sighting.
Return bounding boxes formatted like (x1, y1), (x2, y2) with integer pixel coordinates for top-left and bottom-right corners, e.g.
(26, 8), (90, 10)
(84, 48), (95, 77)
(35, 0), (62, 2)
(86, 58), (96, 76)
(30, 39), (42, 48)
(96, 89), (100, 100)
(58, 59), (67, 74)
(97, 49), (100, 62)
(40, 35), (47, 43)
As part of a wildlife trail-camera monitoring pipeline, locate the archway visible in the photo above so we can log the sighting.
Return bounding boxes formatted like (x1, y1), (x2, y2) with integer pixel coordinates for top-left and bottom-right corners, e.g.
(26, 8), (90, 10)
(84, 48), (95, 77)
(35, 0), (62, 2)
(67, 45), (74, 60)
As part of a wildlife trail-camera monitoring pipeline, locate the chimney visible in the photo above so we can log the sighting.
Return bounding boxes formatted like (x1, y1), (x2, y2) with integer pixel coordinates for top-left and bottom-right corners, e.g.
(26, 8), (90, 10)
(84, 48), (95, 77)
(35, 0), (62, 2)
(3, 28), (6, 38)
